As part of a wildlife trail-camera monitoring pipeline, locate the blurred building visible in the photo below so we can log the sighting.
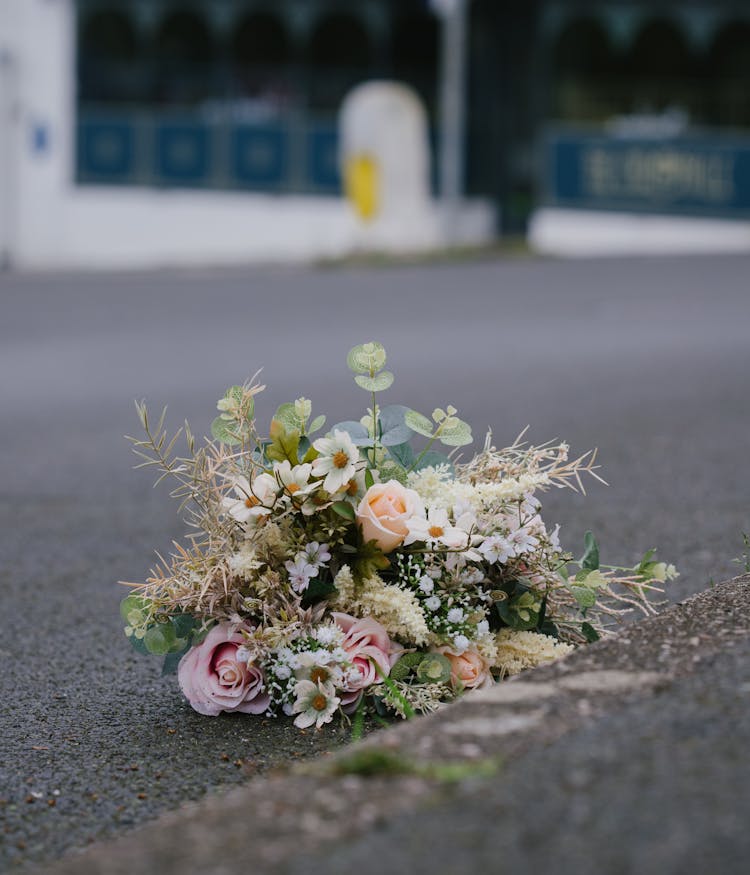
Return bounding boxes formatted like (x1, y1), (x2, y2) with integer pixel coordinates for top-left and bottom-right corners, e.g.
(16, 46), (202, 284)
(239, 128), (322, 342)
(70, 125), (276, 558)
(1, 0), (749, 268)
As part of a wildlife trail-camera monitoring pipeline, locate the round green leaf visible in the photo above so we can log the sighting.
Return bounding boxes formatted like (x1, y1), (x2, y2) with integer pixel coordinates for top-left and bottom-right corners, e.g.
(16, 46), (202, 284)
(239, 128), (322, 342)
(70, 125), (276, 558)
(143, 624), (177, 656)
(404, 409), (434, 437)
(416, 653), (452, 684)
(211, 416), (241, 446)
(347, 342), (387, 374)
(354, 371), (394, 392)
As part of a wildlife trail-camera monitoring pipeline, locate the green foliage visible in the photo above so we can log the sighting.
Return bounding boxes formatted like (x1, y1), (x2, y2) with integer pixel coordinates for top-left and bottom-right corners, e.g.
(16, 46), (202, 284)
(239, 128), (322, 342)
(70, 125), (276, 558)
(493, 582), (543, 631)
(266, 419), (300, 465)
(331, 501), (356, 522)
(353, 538), (390, 583)
(404, 409), (433, 437)
(301, 576), (338, 608)
(210, 416), (242, 446)
(212, 385), (256, 445)
(354, 372), (394, 393)
(415, 451), (454, 473)
(416, 653), (452, 684)
(390, 652), (426, 681)
(580, 531), (600, 571)
(347, 342), (387, 375)
(274, 399), (326, 437)
(581, 622), (601, 643)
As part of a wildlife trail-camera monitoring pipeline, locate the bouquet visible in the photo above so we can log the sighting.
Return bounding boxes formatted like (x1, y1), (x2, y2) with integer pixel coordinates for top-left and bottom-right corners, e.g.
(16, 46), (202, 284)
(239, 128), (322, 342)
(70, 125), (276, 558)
(121, 342), (676, 728)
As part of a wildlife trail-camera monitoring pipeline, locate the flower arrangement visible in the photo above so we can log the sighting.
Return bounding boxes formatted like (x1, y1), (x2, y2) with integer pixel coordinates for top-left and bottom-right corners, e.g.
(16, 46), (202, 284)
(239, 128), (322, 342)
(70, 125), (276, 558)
(121, 342), (677, 728)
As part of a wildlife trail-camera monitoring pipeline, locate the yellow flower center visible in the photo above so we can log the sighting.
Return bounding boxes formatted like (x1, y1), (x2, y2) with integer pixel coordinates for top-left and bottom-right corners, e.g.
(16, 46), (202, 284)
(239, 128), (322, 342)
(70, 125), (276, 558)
(332, 450), (349, 469)
(310, 667), (329, 684)
(429, 525), (445, 538)
(287, 483), (300, 494)
(244, 496), (260, 508)
(312, 694), (328, 712)
(346, 480), (358, 496)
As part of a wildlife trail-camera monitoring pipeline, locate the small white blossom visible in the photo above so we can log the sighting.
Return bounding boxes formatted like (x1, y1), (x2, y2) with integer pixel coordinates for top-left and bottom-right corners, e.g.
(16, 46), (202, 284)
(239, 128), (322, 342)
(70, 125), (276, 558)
(301, 542), (331, 570)
(285, 557), (317, 593)
(447, 607), (465, 624)
(478, 535), (513, 565)
(453, 634), (470, 654)
(275, 664), (292, 680)
(476, 620), (490, 636)
(425, 595), (441, 611)
(418, 575), (434, 594)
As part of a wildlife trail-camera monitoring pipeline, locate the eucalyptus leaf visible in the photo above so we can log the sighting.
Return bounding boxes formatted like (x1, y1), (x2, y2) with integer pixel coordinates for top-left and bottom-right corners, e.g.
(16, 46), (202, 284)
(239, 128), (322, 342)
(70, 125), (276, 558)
(416, 653), (452, 684)
(211, 416), (241, 446)
(415, 451), (454, 473)
(274, 402), (303, 432)
(347, 342), (387, 374)
(331, 421), (373, 447)
(438, 419), (473, 447)
(309, 414), (326, 434)
(404, 409), (434, 437)
(354, 371), (394, 392)
(143, 624), (177, 656)
(571, 585), (597, 610)
(387, 442), (416, 469)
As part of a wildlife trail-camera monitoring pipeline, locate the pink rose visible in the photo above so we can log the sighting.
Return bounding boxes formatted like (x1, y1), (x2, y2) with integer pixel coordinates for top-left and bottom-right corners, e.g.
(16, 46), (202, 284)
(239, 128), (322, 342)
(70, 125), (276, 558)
(432, 644), (493, 690)
(332, 612), (397, 712)
(177, 623), (270, 716)
(356, 480), (424, 553)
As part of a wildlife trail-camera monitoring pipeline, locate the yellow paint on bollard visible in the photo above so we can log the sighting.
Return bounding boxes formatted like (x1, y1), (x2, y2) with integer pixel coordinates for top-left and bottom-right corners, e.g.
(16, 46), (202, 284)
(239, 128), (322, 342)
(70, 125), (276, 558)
(345, 154), (379, 221)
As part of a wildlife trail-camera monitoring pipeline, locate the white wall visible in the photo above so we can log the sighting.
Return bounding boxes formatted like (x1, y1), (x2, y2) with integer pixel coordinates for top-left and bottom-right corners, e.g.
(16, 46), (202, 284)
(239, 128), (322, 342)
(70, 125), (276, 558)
(0, 0), (495, 271)
(529, 207), (750, 258)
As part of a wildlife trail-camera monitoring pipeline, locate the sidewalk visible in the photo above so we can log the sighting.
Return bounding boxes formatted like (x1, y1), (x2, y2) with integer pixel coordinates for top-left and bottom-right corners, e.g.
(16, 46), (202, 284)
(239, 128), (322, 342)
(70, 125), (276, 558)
(36, 574), (750, 875)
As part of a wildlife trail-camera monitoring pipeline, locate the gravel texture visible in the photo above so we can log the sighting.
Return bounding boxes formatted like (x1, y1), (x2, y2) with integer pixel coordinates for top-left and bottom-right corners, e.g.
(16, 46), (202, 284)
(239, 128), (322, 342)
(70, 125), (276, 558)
(1, 254), (748, 870)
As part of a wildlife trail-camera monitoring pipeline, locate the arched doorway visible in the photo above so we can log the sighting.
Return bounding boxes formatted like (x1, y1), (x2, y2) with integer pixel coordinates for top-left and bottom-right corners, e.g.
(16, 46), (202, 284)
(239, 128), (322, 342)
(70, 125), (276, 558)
(307, 12), (373, 111)
(78, 8), (140, 103)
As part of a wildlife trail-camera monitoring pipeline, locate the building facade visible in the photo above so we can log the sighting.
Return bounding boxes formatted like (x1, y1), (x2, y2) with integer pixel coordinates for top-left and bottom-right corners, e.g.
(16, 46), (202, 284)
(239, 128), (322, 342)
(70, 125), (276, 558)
(1, 0), (749, 267)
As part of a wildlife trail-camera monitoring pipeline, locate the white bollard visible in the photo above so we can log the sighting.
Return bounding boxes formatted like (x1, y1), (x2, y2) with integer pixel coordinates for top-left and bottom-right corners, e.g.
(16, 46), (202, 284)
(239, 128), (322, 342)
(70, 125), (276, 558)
(339, 81), (441, 251)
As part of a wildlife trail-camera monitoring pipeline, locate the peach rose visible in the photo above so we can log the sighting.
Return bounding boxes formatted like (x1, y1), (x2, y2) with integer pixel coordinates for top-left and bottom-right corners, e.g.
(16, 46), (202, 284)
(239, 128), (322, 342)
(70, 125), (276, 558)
(177, 623), (270, 716)
(432, 644), (493, 690)
(356, 480), (424, 553)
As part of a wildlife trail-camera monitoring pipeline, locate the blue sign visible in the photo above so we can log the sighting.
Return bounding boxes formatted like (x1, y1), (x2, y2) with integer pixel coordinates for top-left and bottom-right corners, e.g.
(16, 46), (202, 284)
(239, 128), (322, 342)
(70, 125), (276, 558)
(78, 119), (135, 182)
(307, 126), (340, 193)
(155, 123), (211, 184)
(231, 126), (287, 190)
(546, 131), (750, 218)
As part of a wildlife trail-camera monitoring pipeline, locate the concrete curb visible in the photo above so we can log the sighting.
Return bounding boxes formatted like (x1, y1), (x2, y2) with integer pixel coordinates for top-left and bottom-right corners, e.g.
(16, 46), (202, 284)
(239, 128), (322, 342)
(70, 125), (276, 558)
(34, 575), (750, 875)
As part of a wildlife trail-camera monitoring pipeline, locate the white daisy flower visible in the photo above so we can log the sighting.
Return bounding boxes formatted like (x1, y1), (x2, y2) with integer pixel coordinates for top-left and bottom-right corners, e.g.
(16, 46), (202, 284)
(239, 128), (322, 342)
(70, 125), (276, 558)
(403, 507), (468, 549)
(222, 473), (277, 525)
(312, 430), (361, 494)
(273, 460), (316, 499)
(292, 680), (340, 729)
(293, 652), (344, 687)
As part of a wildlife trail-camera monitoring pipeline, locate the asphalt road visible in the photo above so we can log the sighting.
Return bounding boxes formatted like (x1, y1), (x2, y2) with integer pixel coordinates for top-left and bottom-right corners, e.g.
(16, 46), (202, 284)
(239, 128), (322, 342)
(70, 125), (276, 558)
(1, 253), (749, 869)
